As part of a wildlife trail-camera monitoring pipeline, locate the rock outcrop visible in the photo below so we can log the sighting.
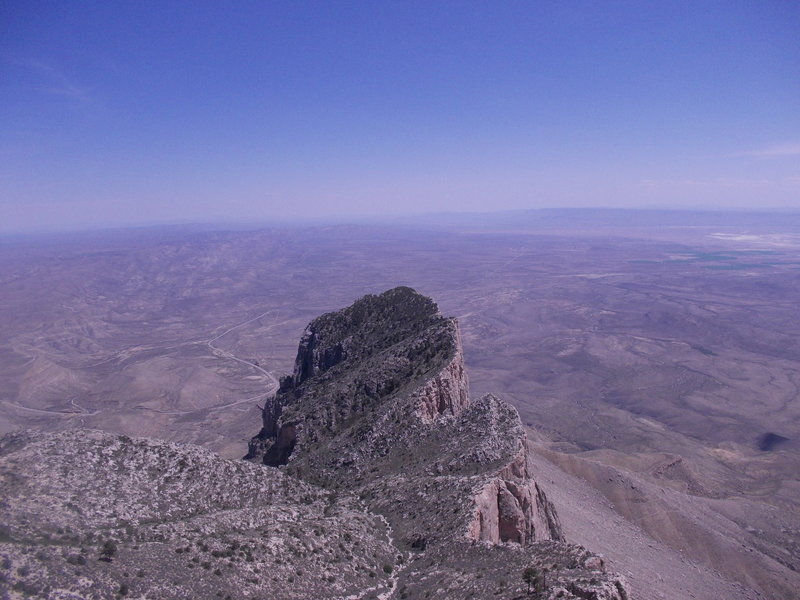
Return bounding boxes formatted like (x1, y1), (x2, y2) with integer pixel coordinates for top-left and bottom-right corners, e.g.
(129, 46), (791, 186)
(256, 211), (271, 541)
(244, 287), (629, 599)
(411, 344), (470, 423)
(246, 286), (561, 547)
(470, 474), (562, 545)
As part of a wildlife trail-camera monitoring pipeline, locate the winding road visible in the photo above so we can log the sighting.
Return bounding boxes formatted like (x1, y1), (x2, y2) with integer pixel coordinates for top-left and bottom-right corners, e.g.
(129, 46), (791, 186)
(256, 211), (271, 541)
(205, 310), (280, 395)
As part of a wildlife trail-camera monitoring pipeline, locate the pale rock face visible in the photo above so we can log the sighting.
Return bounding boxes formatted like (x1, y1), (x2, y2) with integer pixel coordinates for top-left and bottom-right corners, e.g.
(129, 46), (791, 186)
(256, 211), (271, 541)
(465, 406), (562, 545)
(469, 476), (562, 545)
(412, 342), (470, 424)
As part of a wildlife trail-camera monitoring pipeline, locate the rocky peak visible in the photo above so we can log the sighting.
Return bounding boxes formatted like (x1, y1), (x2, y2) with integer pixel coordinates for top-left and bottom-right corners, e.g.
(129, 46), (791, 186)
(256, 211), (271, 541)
(289, 286), (442, 388)
(241, 287), (628, 600)
(247, 287), (468, 470)
(246, 287), (561, 547)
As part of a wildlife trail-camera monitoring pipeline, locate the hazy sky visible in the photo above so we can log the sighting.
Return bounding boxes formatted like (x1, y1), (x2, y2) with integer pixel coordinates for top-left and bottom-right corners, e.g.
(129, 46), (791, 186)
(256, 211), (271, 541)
(1, 1), (799, 231)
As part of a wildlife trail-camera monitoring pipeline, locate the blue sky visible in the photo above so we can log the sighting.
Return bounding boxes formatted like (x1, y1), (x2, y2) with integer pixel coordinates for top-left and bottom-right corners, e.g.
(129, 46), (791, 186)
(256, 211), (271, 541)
(1, 1), (798, 231)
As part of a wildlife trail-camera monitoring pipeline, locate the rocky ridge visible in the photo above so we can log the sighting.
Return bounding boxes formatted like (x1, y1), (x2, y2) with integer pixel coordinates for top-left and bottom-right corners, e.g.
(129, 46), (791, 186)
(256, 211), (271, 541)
(0, 287), (628, 599)
(247, 287), (562, 547)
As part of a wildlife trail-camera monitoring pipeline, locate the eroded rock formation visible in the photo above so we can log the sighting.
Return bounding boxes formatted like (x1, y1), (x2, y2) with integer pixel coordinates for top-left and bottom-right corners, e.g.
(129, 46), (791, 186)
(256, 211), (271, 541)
(470, 471), (563, 545)
(411, 344), (470, 424)
(246, 286), (562, 546)
(242, 287), (628, 599)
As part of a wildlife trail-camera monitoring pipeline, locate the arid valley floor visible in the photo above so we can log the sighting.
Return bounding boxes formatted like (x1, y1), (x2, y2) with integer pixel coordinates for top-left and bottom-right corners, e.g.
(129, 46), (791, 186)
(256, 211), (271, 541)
(2, 210), (799, 599)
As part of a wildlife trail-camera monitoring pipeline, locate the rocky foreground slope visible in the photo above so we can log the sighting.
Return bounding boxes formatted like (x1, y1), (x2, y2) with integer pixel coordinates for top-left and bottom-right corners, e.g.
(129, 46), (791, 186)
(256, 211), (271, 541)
(1, 287), (628, 599)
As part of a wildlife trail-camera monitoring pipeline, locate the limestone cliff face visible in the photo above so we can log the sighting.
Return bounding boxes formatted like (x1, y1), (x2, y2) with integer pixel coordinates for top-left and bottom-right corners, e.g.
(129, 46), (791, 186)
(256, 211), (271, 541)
(412, 338), (470, 424)
(291, 327), (348, 387)
(469, 470), (562, 545)
(463, 399), (563, 544)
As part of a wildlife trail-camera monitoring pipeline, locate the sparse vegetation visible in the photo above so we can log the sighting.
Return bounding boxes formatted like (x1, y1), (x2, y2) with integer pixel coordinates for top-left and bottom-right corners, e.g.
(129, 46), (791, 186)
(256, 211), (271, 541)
(523, 566), (545, 596)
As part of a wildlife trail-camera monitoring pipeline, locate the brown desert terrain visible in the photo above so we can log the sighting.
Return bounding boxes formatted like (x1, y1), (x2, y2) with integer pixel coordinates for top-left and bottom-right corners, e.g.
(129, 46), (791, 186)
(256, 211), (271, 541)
(1, 210), (799, 598)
